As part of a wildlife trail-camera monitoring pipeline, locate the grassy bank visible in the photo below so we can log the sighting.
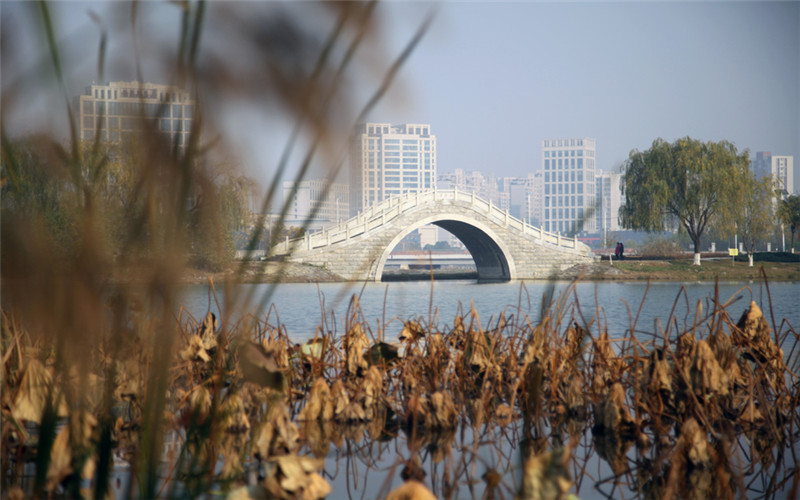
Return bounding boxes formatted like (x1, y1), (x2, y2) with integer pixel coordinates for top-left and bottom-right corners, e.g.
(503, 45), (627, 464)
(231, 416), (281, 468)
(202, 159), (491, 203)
(595, 258), (800, 282)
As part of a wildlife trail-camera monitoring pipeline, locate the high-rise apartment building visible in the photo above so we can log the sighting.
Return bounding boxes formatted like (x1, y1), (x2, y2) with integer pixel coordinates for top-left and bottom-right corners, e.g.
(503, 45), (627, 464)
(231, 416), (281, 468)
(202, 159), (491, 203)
(772, 156), (794, 195)
(349, 123), (436, 215)
(542, 137), (597, 234)
(752, 152), (795, 195)
(75, 81), (194, 146)
(595, 171), (624, 233)
(751, 151), (773, 179)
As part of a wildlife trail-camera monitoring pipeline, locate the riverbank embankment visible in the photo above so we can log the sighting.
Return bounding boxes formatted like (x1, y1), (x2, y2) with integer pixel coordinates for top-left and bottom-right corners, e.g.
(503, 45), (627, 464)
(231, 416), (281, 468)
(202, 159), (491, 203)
(186, 255), (800, 285)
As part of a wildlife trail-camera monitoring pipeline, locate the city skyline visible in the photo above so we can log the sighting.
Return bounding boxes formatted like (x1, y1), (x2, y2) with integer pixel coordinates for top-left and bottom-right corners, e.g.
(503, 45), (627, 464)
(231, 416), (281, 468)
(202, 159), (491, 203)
(370, 2), (798, 181)
(2, 2), (798, 190)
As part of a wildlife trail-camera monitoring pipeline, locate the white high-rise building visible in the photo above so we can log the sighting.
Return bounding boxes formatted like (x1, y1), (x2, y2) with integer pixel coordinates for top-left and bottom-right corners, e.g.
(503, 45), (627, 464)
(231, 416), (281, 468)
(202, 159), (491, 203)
(752, 152), (795, 195)
(542, 137), (597, 234)
(350, 123), (436, 215)
(595, 171), (624, 233)
(772, 156), (794, 195)
(75, 81), (194, 146)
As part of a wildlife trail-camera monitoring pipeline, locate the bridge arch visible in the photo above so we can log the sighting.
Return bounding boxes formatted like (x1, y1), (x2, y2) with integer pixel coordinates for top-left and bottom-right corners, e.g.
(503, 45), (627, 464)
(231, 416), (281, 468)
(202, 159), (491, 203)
(274, 188), (595, 281)
(375, 213), (516, 282)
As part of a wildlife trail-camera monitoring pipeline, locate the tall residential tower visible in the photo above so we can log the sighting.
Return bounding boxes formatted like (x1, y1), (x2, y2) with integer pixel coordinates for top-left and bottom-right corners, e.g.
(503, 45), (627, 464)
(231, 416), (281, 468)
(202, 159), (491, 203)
(542, 137), (597, 234)
(752, 151), (795, 195)
(349, 123), (436, 215)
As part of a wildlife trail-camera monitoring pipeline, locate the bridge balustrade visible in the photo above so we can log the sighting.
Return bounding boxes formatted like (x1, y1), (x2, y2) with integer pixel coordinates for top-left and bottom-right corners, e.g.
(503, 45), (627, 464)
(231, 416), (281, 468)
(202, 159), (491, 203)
(273, 188), (579, 255)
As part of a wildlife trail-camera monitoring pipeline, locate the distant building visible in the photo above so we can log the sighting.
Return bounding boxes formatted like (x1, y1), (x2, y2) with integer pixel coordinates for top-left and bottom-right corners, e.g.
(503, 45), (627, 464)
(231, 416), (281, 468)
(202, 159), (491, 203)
(75, 81), (194, 146)
(438, 170), (543, 226)
(751, 151), (795, 195)
(349, 123), (436, 215)
(437, 169), (506, 206)
(282, 179), (349, 229)
(528, 171), (543, 227)
(595, 171), (624, 233)
(418, 225), (439, 248)
(772, 156), (794, 195)
(542, 137), (597, 234)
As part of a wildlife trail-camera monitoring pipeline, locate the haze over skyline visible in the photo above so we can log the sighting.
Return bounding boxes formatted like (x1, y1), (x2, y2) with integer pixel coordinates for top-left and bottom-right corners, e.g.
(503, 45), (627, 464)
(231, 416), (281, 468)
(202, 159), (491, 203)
(373, 1), (799, 182)
(2, 1), (798, 190)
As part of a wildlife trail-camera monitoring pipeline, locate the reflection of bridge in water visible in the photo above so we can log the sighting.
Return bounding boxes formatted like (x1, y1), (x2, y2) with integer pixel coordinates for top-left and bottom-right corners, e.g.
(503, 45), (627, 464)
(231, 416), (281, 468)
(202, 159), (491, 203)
(272, 188), (596, 281)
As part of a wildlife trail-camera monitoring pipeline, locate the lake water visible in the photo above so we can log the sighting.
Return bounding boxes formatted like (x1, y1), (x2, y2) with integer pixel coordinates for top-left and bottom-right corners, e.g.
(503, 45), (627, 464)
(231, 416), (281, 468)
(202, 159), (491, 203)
(181, 279), (800, 343)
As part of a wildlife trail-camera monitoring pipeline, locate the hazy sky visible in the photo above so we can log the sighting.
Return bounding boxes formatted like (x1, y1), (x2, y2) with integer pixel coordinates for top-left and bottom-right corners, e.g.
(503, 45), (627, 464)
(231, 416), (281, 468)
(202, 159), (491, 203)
(373, 1), (799, 180)
(2, 1), (799, 190)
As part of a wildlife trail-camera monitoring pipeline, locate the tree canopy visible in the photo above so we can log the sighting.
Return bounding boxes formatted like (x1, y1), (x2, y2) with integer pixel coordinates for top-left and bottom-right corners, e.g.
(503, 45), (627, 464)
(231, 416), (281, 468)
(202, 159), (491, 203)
(619, 137), (749, 264)
(1, 136), (250, 271)
(724, 174), (776, 265)
(778, 194), (800, 252)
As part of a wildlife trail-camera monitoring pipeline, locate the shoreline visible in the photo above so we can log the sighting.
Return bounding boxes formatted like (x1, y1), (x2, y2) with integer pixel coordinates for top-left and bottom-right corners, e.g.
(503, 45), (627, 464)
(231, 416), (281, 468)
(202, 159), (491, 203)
(184, 258), (800, 285)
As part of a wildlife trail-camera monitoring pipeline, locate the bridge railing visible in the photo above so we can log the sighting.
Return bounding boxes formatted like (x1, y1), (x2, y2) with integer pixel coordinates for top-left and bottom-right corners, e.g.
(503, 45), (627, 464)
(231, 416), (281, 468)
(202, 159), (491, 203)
(272, 188), (584, 255)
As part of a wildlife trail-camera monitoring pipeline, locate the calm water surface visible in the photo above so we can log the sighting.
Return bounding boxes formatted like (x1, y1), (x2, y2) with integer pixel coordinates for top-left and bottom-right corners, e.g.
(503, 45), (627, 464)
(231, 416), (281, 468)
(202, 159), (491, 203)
(182, 280), (800, 342)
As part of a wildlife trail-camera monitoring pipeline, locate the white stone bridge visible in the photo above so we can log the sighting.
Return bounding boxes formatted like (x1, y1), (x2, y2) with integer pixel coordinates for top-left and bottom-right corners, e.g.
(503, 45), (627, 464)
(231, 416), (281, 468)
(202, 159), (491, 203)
(271, 188), (596, 281)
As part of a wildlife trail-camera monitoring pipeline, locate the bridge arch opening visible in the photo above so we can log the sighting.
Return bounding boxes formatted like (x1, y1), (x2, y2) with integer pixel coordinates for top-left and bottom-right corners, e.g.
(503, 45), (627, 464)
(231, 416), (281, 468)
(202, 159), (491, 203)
(376, 214), (515, 282)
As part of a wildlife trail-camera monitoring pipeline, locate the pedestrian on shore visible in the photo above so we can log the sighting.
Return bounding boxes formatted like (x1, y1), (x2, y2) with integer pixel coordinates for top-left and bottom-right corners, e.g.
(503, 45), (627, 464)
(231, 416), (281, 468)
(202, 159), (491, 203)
(620, 242), (625, 260)
(614, 242), (621, 260)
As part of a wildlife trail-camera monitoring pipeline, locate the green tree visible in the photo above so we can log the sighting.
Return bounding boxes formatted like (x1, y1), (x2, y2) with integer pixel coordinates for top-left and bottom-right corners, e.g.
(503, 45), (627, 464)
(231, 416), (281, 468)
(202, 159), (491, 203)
(423, 240), (452, 252)
(619, 137), (749, 265)
(718, 174), (776, 266)
(778, 194), (800, 252)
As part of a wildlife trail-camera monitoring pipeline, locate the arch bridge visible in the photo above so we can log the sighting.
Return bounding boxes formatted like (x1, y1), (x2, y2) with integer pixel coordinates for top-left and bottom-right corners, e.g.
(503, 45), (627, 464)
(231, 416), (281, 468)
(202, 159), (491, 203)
(271, 188), (595, 281)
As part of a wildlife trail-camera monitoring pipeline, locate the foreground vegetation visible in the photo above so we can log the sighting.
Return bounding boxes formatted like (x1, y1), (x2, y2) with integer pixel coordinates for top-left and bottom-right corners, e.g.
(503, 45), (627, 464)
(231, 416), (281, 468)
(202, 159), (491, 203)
(2, 280), (798, 498)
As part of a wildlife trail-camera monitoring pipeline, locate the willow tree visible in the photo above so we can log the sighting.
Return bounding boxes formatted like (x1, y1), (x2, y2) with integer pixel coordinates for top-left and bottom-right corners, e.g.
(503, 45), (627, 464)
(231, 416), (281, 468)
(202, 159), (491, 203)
(619, 137), (749, 265)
